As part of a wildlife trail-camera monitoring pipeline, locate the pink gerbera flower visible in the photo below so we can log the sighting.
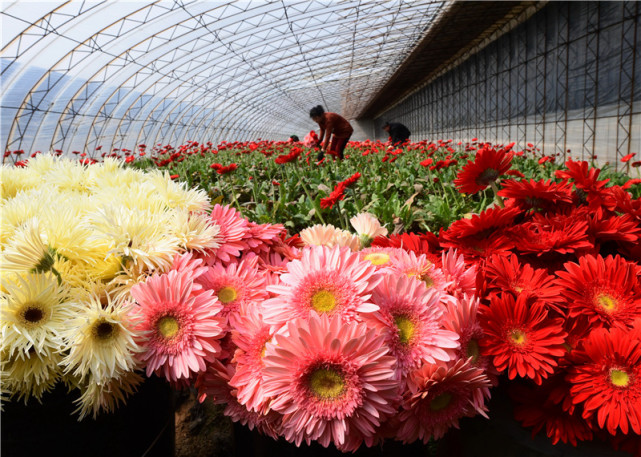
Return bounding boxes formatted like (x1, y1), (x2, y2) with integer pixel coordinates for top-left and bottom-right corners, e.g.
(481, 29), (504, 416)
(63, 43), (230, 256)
(261, 312), (399, 451)
(205, 204), (249, 263)
(397, 358), (491, 443)
(242, 222), (286, 255)
(262, 245), (381, 326)
(130, 269), (225, 382)
(196, 256), (267, 328)
(440, 249), (476, 298)
(388, 251), (452, 304)
(196, 359), (282, 439)
(229, 303), (276, 413)
(367, 275), (459, 382)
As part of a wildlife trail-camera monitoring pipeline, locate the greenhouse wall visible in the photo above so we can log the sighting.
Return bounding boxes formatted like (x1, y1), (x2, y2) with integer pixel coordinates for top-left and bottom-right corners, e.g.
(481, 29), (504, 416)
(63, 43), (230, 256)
(374, 1), (641, 169)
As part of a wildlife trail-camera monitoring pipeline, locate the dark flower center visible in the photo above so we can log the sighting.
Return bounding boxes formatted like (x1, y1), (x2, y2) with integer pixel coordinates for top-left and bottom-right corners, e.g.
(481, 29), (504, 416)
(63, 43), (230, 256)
(476, 168), (499, 186)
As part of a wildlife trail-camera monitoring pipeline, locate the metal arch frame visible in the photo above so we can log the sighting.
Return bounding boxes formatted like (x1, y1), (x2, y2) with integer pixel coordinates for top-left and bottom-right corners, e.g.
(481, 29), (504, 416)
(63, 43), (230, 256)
(2, 1), (178, 155)
(2, 0), (445, 158)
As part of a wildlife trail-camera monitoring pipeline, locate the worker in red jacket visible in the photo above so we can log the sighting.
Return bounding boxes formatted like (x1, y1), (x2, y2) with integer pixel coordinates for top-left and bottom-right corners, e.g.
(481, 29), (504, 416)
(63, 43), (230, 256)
(309, 105), (354, 161)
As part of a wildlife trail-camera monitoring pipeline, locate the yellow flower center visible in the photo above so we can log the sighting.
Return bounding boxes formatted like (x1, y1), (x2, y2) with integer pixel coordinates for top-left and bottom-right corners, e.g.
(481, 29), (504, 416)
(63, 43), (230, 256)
(610, 369), (630, 387)
(509, 329), (527, 346)
(218, 286), (237, 304)
(394, 315), (415, 344)
(158, 316), (180, 339)
(596, 294), (617, 313)
(430, 392), (453, 411)
(19, 304), (46, 327)
(92, 319), (119, 341)
(466, 339), (480, 363)
(309, 368), (345, 399)
(311, 290), (336, 312)
(407, 271), (433, 288)
(363, 253), (390, 266)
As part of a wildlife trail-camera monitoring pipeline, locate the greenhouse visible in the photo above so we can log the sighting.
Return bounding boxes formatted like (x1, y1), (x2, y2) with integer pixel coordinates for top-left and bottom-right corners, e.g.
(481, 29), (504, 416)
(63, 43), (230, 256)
(1, 1), (640, 456)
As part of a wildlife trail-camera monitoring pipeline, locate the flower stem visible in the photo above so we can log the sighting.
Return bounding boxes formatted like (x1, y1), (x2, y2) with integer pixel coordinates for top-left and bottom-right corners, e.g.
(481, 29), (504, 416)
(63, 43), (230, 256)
(489, 181), (504, 208)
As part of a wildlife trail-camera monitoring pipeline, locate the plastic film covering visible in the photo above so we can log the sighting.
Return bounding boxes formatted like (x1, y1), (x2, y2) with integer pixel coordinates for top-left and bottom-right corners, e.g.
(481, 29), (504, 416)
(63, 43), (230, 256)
(375, 1), (641, 170)
(1, 0), (445, 161)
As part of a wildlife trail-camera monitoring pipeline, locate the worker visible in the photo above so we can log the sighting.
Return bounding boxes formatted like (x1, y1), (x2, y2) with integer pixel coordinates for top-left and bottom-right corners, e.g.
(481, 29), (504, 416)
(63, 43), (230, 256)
(383, 121), (411, 146)
(309, 105), (354, 161)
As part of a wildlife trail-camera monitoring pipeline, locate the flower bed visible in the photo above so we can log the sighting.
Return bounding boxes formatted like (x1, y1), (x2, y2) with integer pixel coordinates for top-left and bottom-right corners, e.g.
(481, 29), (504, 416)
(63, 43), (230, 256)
(2, 144), (641, 455)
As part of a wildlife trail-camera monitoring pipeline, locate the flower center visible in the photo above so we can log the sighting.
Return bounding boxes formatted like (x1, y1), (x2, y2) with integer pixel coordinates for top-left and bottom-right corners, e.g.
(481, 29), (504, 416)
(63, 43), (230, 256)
(466, 339), (480, 363)
(509, 329), (527, 346)
(595, 294), (617, 313)
(430, 392), (453, 411)
(309, 367), (345, 400)
(311, 290), (336, 313)
(394, 315), (415, 345)
(610, 369), (630, 388)
(476, 168), (499, 186)
(157, 316), (180, 339)
(218, 286), (237, 304)
(363, 253), (390, 266)
(21, 305), (44, 325)
(93, 319), (119, 341)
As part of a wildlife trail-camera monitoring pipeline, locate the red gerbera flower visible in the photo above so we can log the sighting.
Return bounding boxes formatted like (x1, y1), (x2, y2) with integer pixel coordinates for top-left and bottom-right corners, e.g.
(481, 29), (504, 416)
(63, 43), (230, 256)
(555, 254), (641, 331)
(320, 173), (361, 209)
(555, 160), (610, 209)
(585, 208), (641, 252)
(371, 232), (441, 266)
(567, 323), (641, 436)
(479, 293), (567, 384)
(509, 211), (592, 257)
(274, 147), (302, 164)
(440, 207), (520, 261)
(454, 146), (513, 194)
(498, 179), (574, 211)
(510, 377), (594, 446)
(482, 253), (565, 315)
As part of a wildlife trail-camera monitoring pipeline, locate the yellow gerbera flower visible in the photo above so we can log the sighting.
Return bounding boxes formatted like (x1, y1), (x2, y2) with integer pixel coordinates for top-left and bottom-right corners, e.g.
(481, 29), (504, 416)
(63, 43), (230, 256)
(73, 371), (143, 420)
(2, 348), (62, 404)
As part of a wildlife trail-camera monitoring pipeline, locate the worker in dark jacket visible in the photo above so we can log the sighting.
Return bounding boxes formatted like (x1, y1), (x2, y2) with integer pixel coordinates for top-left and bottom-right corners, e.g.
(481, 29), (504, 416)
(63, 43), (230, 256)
(383, 121), (411, 146)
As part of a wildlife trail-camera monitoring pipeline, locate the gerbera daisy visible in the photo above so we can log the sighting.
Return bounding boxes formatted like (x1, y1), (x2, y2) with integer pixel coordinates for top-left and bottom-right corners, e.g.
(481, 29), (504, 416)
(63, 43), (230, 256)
(440, 206), (519, 261)
(372, 231), (441, 265)
(367, 275), (459, 380)
(510, 378), (593, 446)
(205, 204), (249, 264)
(196, 359), (282, 440)
(2, 348), (62, 404)
(241, 222), (286, 255)
(61, 294), (143, 383)
(567, 323), (641, 436)
(228, 303), (275, 413)
(196, 256), (267, 328)
(169, 210), (222, 252)
(1, 218), (58, 275)
(261, 312), (399, 450)
(585, 209), (641, 253)
(440, 249), (476, 298)
(349, 212), (388, 247)
(453, 146), (513, 194)
(388, 250), (451, 297)
(262, 245), (381, 326)
(509, 211), (592, 257)
(397, 358), (491, 443)
(555, 254), (641, 330)
(497, 178), (574, 211)
(299, 224), (360, 251)
(483, 253), (565, 315)
(1, 272), (71, 358)
(358, 246), (408, 271)
(130, 269), (225, 381)
(73, 370), (144, 420)
(479, 293), (567, 384)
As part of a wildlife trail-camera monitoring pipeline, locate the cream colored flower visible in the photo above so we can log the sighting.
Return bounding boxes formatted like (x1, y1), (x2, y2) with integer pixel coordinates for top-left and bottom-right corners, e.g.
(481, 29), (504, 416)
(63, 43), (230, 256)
(300, 224), (361, 251)
(350, 212), (388, 239)
(73, 370), (143, 420)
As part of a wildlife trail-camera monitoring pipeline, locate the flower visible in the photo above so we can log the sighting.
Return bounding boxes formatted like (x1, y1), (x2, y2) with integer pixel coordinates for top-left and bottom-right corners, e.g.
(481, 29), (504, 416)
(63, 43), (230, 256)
(555, 254), (641, 331)
(299, 224), (360, 251)
(567, 323), (641, 436)
(320, 173), (361, 209)
(1, 219), (57, 274)
(397, 358), (491, 443)
(479, 293), (567, 384)
(2, 348), (62, 403)
(274, 147), (302, 164)
(61, 294), (142, 382)
(498, 179), (574, 211)
(196, 256), (267, 327)
(206, 204), (249, 263)
(454, 146), (513, 194)
(130, 269), (225, 381)
(73, 370), (144, 420)
(262, 245), (381, 326)
(350, 212), (388, 245)
(367, 275), (459, 380)
(1, 272), (71, 359)
(261, 312), (399, 451)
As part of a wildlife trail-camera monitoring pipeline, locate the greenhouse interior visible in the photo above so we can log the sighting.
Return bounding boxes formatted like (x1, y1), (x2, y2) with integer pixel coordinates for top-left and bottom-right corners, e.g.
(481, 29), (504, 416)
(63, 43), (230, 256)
(1, 1), (640, 456)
